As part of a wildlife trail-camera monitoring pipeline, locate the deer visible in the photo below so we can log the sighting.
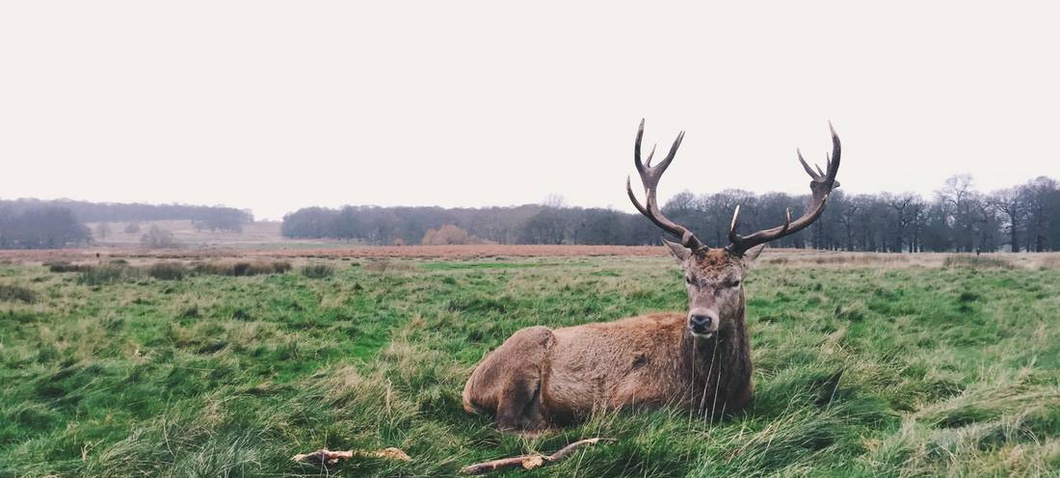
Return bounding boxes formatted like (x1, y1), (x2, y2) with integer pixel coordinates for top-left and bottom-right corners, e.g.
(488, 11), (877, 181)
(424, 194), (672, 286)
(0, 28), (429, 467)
(462, 120), (841, 431)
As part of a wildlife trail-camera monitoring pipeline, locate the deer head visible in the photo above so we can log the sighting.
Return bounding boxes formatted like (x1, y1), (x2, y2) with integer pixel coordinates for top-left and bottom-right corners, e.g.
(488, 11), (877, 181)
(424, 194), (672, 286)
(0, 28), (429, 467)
(628, 119), (841, 338)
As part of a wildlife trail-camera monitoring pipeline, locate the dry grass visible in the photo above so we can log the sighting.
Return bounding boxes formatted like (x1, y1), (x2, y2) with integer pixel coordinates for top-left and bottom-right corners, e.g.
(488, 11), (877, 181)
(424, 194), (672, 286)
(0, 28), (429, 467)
(758, 249), (1060, 270)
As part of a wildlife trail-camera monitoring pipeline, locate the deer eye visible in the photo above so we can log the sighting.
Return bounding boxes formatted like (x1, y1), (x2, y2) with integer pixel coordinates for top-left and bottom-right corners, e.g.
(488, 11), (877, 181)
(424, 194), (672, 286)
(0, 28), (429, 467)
(730, 280), (741, 288)
(685, 276), (693, 285)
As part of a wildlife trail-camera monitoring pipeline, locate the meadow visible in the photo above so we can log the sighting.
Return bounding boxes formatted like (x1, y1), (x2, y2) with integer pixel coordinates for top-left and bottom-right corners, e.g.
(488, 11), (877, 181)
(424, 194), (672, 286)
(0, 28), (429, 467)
(1, 249), (1059, 477)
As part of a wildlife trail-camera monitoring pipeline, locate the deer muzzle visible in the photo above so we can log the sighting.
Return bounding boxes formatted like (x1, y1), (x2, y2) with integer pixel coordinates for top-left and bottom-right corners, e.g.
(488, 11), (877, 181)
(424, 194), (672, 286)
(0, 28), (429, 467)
(688, 309), (719, 337)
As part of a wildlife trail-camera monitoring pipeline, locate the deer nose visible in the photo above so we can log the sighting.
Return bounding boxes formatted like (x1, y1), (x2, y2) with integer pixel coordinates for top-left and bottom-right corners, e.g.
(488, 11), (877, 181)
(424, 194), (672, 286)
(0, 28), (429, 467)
(689, 314), (714, 334)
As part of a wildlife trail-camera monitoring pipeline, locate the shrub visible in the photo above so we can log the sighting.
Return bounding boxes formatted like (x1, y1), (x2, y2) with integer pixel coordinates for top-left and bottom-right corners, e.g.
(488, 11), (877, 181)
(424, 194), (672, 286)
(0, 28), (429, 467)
(190, 260), (292, 277)
(300, 263), (336, 279)
(421, 225), (481, 245)
(147, 262), (188, 281)
(0, 284), (38, 303)
(191, 262), (227, 276)
(231, 262), (272, 276)
(45, 261), (87, 273)
(943, 255), (1014, 269)
(77, 264), (130, 285)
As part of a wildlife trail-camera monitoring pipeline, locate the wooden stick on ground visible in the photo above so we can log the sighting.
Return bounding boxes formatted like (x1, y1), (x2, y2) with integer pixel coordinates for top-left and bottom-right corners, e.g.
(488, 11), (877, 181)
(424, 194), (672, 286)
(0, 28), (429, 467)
(292, 447), (411, 466)
(459, 438), (609, 475)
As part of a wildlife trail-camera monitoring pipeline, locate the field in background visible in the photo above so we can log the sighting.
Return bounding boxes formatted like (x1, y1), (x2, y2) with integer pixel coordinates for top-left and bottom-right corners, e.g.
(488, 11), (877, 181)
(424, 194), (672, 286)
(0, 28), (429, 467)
(86, 220), (323, 249)
(2, 248), (1059, 477)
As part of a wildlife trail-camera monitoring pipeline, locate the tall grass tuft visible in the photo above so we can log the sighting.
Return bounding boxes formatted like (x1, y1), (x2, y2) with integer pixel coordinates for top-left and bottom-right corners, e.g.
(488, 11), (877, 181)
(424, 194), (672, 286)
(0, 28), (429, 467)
(299, 262), (336, 279)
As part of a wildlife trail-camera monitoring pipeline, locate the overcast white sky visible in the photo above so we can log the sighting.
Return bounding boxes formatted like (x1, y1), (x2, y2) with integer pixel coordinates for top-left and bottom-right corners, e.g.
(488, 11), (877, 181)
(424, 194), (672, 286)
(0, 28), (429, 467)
(2, 2), (1058, 221)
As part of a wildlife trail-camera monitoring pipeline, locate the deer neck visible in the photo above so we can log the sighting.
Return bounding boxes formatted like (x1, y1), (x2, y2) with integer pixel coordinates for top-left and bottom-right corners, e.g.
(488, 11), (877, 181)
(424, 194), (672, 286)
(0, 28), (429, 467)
(680, 298), (753, 414)
(682, 308), (749, 371)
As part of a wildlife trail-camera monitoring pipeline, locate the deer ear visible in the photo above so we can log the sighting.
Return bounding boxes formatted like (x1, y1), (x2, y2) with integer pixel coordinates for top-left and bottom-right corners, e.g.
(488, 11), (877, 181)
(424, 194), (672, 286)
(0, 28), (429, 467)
(742, 244), (766, 263)
(662, 238), (691, 263)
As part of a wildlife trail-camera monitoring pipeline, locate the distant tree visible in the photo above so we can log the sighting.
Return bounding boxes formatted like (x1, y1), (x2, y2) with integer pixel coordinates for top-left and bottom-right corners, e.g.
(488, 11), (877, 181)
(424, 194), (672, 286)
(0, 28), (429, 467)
(882, 192), (918, 252)
(521, 208), (568, 244)
(365, 208), (400, 245)
(574, 208), (627, 245)
(973, 200), (1002, 253)
(1022, 176), (1060, 252)
(662, 190), (709, 244)
(834, 193), (860, 251)
(906, 196), (927, 253)
(0, 208), (13, 248)
(140, 225), (179, 248)
(281, 207), (338, 238)
(936, 175), (982, 252)
(756, 192), (805, 249)
(95, 222), (112, 241)
(124, 222), (141, 234)
(543, 194), (567, 209)
(920, 202), (952, 252)
(702, 189), (754, 246)
(332, 206), (362, 240)
(989, 187), (1023, 252)
(0, 207), (90, 249)
(191, 207), (251, 233)
(811, 189), (849, 251)
(625, 213), (658, 246)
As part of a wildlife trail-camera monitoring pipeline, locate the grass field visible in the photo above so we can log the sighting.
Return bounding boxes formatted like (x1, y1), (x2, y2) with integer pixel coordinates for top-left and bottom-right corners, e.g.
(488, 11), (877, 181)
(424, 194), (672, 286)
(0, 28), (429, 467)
(2, 250), (1059, 477)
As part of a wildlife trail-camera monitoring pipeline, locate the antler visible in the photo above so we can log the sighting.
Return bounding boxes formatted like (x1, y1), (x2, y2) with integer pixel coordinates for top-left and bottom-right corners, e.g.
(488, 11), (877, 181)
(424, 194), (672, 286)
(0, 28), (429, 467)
(626, 119), (705, 251)
(726, 123), (842, 256)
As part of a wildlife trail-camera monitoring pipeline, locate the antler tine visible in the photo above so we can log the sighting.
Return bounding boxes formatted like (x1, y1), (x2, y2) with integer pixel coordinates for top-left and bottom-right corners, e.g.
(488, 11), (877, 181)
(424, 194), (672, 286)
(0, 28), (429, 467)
(628, 120), (704, 251)
(727, 124), (842, 256)
(633, 119), (656, 171)
(798, 149), (819, 179)
(728, 205), (741, 245)
(827, 123), (841, 182)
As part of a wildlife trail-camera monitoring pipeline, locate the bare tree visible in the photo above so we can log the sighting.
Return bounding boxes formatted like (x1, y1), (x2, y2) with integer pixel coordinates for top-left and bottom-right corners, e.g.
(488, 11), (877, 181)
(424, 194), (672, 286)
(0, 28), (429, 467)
(988, 187), (1023, 252)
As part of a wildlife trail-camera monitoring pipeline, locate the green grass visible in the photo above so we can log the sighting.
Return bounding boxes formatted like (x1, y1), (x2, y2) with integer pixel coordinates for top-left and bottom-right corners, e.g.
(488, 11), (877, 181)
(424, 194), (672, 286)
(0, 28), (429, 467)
(1, 255), (1059, 477)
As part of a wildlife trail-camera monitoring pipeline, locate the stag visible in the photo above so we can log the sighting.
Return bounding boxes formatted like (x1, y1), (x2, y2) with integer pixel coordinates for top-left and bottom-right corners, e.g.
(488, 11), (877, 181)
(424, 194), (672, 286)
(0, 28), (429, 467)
(463, 120), (841, 430)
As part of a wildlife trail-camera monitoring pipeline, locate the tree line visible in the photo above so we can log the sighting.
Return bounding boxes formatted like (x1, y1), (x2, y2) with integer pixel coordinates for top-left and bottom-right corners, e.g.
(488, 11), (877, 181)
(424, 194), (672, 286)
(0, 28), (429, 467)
(4, 173), (1058, 251)
(0, 199), (254, 249)
(282, 175), (1060, 252)
(1, 199), (253, 225)
(281, 204), (662, 246)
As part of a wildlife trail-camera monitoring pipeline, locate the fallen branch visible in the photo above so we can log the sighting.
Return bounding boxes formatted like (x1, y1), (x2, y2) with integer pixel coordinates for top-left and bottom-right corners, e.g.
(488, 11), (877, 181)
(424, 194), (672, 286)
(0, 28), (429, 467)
(459, 438), (609, 475)
(292, 447), (411, 466)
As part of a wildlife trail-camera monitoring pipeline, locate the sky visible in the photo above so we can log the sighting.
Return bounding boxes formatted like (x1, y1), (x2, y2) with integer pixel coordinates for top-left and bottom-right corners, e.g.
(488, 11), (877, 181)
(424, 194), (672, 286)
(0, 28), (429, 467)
(2, 2), (1058, 221)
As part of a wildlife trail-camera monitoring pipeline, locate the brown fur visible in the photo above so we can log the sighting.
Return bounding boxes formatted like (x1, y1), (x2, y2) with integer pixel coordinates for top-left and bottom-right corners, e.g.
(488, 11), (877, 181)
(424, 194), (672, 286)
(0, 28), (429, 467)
(462, 246), (758, 431)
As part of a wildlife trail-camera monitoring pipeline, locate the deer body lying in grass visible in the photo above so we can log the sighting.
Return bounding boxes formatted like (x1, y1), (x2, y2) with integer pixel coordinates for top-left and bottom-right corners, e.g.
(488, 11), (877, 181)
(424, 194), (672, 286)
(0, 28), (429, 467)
(463, 120), (842, 431)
